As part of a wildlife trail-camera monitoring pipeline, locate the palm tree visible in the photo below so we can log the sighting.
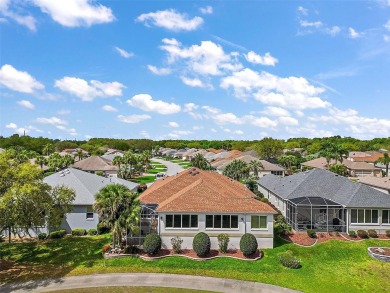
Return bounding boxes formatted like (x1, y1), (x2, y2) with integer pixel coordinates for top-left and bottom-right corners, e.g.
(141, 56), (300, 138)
(333, 145), (348, 164)
(43, 143), (53, 156)
(113, 155), (123, 171)
(61, 154), (74, 168)
(47, 152), (62, 171)
(191, 154), (209, 170)
(328, 164), (348, 176)
(223, 159), (249, 181)
(141, 150), (152, 172)
(319, 149), (334, 168)
(278, 155), (296, 174)
(376, 153), (390, 177)
(248, 159), (263, 178)
(76, 149), (84, 161)
(36, 156), (47, 170)
(94, 184), (141, 248)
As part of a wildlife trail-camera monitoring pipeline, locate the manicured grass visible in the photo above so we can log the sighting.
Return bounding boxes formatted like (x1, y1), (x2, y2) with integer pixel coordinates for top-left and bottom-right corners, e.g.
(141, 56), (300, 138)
(146, 169), (166, 174)
(1, 235), (389, 293)
(129, 176), (156, 184)
(53, 287), (214, 293)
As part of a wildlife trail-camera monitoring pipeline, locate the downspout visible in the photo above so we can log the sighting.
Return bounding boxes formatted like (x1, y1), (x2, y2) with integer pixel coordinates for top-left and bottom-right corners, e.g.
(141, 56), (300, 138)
(244, 214), (247, 234)
(346, 208), (349, 233)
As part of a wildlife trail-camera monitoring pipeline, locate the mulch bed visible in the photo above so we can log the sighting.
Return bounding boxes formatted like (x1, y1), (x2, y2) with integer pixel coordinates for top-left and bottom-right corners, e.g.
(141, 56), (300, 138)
(369, 247), (390, 256)
(140, 249), (262, 260)
(283, 232), (390, 245)
(316, 232), (346, 243)
(281, 233), (317, 246)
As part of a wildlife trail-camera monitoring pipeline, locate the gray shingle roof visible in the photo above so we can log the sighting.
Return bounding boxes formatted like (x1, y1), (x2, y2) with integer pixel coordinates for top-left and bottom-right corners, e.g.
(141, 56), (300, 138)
(258, 168), (390, 208)
(44, 167), (138, 205)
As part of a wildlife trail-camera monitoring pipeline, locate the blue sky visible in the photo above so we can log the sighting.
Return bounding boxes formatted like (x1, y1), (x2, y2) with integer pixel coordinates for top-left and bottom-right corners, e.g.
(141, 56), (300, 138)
(1, 0), (390, 141)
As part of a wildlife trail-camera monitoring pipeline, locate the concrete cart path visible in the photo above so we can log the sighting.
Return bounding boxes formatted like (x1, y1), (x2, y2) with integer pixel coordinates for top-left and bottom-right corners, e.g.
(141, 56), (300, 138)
(152, 158), (184, 176)
(1, 273), (302, 293)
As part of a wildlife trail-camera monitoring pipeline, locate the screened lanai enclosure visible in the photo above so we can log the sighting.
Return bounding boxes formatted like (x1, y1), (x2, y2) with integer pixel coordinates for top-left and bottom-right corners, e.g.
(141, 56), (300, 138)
(285, 197), (347, 232)
(127, 204), (158, 246)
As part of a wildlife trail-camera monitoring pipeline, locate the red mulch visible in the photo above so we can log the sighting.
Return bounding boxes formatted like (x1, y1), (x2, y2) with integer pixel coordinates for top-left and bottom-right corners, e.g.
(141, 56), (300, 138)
(316, 232), (346, 243)
(369, 247), (390, 256)
(283, 232), (390, 245)
(140, 249), (261, 260)
(281, 233), (317, 246)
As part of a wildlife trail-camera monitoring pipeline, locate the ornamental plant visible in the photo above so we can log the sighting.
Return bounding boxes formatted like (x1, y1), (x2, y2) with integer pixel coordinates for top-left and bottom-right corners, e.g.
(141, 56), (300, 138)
(278, 250), (301, 269)
(192, 232), (211, 257)
(143, 234), (161, 256)
(171, 236), (183, 254)
(217, 233), (230, 253)
(239, 233), (258, 257)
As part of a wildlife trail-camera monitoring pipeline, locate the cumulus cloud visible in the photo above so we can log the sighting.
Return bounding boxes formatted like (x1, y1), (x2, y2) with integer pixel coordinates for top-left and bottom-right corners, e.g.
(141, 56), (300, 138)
(36, 116), (67, 125)
(278, 116), (299, 126)
(102, 105), (118, 112)
(300, 20), (323, 28)
(325, 26), (341, 36)
(32, 0), (115, 27)
(297, 6), (308, 16)
(168, 121), (179, 127)
(180, 76), (207, 88)
(234, 130), (244, 135)
(126, 94), (181, 114)
(183, 103), (199, 112)
(5, 122), (29, 135)
(160, 38), (242, 76)
(348, 27), (361, 39)
(0, 64), (44, 93)
(56, 125), (77, 136)
(244, 51), (278, 66)
(213, 113), (244, 125)
(385, 20), (390, 31)
(168, 130), (192, 138)
(199, 6), (213, 14)
(55, 77), (125, 101)
(220, 68), (330, 110)
(6, 122), (17, 129)
(115, 47), (134, 58)
(136, 9), (203, 31)
(0, 0), (36, 31)
(17, 100), (35, 109)
(261, 106), (291, 117)
(147, 65), (171, 75)
(117, 114), (151, 124)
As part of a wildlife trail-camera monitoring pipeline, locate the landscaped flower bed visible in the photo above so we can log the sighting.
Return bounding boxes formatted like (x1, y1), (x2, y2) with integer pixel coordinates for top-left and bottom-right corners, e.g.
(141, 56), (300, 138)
(368, 247), (390, 262)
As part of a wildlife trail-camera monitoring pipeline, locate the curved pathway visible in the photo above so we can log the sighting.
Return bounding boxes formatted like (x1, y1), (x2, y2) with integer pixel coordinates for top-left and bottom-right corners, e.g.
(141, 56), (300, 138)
(152, 158), (184, 176)
(1, 273), (301, 293)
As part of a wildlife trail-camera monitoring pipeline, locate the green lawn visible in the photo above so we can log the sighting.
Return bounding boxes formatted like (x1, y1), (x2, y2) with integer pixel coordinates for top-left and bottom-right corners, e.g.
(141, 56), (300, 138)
(129, 176), (156, 184)
(52, 287), (214, 293)
(146, 169), (166, 174)
(1, 235), (389, 292)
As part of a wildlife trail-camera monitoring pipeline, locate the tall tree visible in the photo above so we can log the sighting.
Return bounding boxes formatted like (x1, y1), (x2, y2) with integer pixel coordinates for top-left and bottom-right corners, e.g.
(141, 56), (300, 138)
(376, 153), (390, 177)
(328, 164), (348, 177)
(94, 184), (141, 248)
(191, 154), (210, 170)
(278, 155), (296, 174)
(248, 160), (263, 178)
(76, 149), (85, 161)
(35, 156), (47, 170)
(254, 138), (284, 159)
(223, 159), (249, 181)
(43, 143), (53, 156)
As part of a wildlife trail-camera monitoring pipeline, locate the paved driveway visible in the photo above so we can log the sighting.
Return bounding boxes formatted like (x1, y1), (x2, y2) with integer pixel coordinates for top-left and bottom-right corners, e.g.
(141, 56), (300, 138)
(1, 273), (301, 293)
(152, 158), (184, 176)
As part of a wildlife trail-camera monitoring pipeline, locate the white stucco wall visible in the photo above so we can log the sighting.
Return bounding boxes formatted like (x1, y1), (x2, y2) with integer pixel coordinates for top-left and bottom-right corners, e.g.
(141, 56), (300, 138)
(347, 208), (390, 234)
(158, 213), (274, 249)
(61, 205), (99, 233)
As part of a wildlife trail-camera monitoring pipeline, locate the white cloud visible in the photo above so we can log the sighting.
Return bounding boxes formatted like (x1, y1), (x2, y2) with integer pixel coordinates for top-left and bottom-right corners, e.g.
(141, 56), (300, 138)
(384, 20), (390, 31)
(211, 128), (217, 133)
(168, 121), (179, 128)
(139, 130), (150, 138)
(278, 116), (299, 126)
(214, 113), (244, 125)
(168, 130), (192, 138)
(180, 76), (207, 88)
(348, 27), (361, 39)
(0, 0), (36, 31)
(57, 109), (71, 115)
(300, 20), (323, 28)
(115, 47), (134, 58)
(245, 115), (278, 128)
(160, 38), (242, 76)
(147, 65), (171, 75)
(220, 68), (330, 110)
(244, 51), (278, 66)
(55, 77), (125, 101)
(0, 64), (44, 93)
(183, 103), (198, 112)
(384, 35), (390, 42)
(117, 114), (151, 124)
(56, 125), (77, 136)
(126, 94), (181, 114)
(36, 116), (67, 125)
(297, 6), (308, 16)
(5, 122), (29, 135)
(136, 9), (203, 31)
(32, 0), (115, 27)
(234, 130), (244, 135)
(17, 100), (35, 109)
(199, 6), (213, 14)
(326, 26), (341, 37)
(102, 105), (118, 112)
(261, 106), (291, 117)
(6, 122), (17, 129)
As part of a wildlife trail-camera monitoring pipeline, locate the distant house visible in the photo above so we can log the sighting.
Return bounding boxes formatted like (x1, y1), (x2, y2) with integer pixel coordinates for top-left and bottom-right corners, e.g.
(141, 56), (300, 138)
(72, 156), (118, 176)
(44, 168), (138, 233)
(138, 168), (276, 249)
(59, 148), (89, 158)
(258, 168), (390, 234)
(301, 157), (382, 177)
(181, 148), (198, 161)
(357, 177), (390, 195)
(101, 152), (123, 163)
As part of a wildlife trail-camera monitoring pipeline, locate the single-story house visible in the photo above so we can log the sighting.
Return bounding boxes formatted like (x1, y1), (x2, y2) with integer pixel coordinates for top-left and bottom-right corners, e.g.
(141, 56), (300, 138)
(137, 168), (277, 249)
(44, 167), (138, 233)
(258, 168), (390, 234)
(357, 177), (390, 195)
(72, 156), (118, 176)
(181, 148), (198, 161)
(101, 152), (123, 163)
(301, 157), (382, 177)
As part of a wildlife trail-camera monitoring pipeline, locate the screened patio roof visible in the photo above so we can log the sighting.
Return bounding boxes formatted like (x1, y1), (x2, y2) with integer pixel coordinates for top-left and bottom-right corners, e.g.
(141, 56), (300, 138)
(288, 196), (343, 207)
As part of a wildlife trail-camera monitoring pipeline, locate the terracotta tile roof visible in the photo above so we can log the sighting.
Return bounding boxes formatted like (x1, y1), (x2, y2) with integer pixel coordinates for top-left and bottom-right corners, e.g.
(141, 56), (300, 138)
(357, 177), (390, 191)
(353, 152), (390, 163)
(139, 168), (276, 214)
(302, 157), (381, 171)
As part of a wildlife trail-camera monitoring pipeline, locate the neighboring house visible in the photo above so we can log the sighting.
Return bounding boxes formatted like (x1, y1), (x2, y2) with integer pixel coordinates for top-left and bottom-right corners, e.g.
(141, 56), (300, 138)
(349, 152), (390, 164)
(72, 156), (118, 176)
(44, 167), (138, 233)
(138, 168), (277, 249)
(301, 157), (382, 177)
(186, 149), (209, 161)
(101, 152), (123, 163)
(181, 148), (198, 161)
(258, 169), (390, 234)
(60, 148), (89, 157)
(348, 151), (372, 159)
(357, 177), (390, 195)
(173, 149), (188, 158)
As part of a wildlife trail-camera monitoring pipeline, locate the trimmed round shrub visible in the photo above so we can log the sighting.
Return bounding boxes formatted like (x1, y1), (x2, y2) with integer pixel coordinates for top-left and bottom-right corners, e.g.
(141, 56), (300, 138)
(72, 228), (86, 236)
(240, 233), (258, 257)
(368, 229), (378, 238)
(97, 223), (110, 234)
(88, 228), (98, 236)
(386, 230), (390, 237)
(38, 233), (47, 240)
(357, 230), (368, 238)
(49, 230), (66, 239)
(192, 232), (211, 257)
(307, 229), (316, 238)
(278, 250), (301, 269)
(348, 230), (357, 238)
(143, 234), (162, 256)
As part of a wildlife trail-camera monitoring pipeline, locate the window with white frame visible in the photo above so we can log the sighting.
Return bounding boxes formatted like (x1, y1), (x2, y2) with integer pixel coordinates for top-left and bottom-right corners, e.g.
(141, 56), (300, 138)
(251, 215), (267, 229)
(86, 206), (94, 220)
(383, 210), (390, 224)
(205, 215), (239, 229)
(351, 209), (379, 224)
(165, 214), (198, 228)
